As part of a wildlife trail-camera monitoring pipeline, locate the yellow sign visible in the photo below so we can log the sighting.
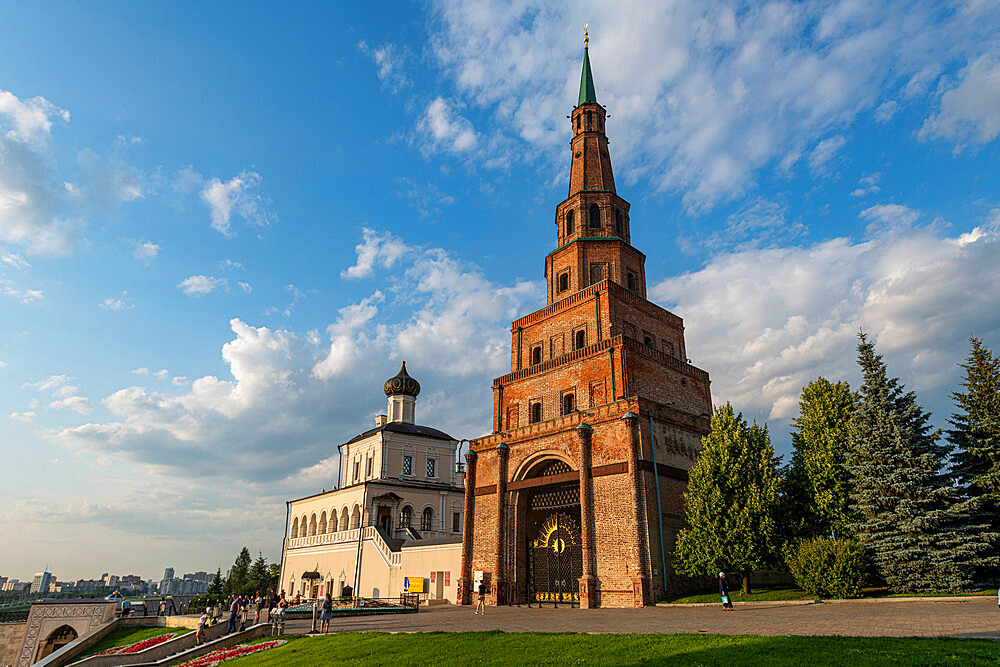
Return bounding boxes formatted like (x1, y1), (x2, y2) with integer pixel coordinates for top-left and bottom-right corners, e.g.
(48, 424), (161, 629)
(404, 577), (424, 593)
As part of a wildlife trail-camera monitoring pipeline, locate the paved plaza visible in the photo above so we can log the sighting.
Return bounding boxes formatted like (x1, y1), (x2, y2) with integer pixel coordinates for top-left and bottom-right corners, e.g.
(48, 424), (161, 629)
(284, 598), (1000, 639)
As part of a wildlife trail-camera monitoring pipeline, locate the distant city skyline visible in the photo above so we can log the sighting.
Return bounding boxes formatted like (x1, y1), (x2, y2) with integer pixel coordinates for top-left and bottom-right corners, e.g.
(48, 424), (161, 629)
(2, 2), (998, 578)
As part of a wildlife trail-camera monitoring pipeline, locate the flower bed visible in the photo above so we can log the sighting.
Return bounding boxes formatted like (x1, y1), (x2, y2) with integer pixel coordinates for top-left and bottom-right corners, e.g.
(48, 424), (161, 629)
(95, 633), (175, 655)
(177, 640), (286, 667)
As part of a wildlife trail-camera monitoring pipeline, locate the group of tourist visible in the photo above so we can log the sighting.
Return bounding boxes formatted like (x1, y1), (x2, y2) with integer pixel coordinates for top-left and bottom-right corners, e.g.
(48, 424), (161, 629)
(195, 590), (290, 645)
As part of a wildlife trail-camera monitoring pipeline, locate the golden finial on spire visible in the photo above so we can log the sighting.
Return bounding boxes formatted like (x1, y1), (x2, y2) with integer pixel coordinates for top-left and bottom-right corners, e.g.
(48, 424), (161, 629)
(584, 23), (589, 47)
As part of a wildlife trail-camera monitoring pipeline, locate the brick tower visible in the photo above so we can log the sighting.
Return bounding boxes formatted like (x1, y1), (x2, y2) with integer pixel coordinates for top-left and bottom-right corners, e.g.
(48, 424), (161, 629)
(457, 32), (712, 609)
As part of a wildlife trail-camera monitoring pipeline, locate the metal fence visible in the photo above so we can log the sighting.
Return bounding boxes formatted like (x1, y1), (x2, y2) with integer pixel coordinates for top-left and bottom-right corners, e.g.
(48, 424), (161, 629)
(0, 610), (30, 624)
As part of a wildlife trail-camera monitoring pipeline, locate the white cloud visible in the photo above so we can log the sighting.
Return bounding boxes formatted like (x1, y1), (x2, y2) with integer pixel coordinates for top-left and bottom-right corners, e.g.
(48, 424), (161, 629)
(25, 374), (72, 391)
(48, 396), (93, 414)
(153, 369), (170, 380)
(99, 291), (134, 311)
(178, 275), (227, 296)
(52, 385), (79, 398)
(395, 178), (455, 219)
(650, 208), (1000, 427)
(341, 227), (408, 279)
(681, 197), (806, 254)
(200, 170), (273, 237)
(131, 367), (149, 376)
(0, 360), (6, 367)
(132, 241), (159, 263)
(357, 41), (410, 92)
(171, 376), (188, 387)
(1, 280), (44, 303)
(0, 89), (69, 142)
(417, 97), (478, 154)
(426, 1), (1000, 211)
(850, 172), (882, 197)
(217, 259), (244, 271)
(1, 253), (30, 270)
(859, 203), (921, 235)
(52, 229), (541, 483)
(237, 281), (252, 294)
(10, 411), (35, 422)
(920, 54), (1000, 149)
(808, 135), (847, 174)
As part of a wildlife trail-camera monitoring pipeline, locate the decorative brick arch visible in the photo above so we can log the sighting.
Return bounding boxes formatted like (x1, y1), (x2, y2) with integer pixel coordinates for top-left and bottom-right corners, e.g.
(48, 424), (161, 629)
(511, 450), (576, 483)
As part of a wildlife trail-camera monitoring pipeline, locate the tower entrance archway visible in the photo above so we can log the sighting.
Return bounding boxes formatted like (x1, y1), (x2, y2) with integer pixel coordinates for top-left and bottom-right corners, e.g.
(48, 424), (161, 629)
(514, 459), (582, 605)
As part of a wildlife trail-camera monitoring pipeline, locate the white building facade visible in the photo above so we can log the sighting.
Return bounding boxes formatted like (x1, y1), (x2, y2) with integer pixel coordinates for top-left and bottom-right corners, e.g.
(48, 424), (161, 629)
(279, 363), (464, 602)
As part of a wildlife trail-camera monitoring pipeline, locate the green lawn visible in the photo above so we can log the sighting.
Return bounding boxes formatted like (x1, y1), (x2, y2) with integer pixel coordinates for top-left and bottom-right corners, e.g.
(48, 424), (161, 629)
(662, 586), (995, 604)
(224, 632), (1000, 666)
(77, 626), (190, 659)
(663, 586), (814, 604)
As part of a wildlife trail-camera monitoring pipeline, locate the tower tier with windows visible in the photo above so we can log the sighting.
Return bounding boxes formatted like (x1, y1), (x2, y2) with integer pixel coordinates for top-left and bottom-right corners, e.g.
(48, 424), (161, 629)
(460, 34), (713, 610)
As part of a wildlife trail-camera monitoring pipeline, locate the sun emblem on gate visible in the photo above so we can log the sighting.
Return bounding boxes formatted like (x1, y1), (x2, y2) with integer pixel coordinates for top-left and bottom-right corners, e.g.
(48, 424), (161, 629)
(533, 513), (578, 550)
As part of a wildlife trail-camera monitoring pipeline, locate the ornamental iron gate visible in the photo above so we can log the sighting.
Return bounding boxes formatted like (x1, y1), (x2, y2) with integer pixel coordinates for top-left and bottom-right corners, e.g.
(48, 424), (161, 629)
(529, 512), (582, 603)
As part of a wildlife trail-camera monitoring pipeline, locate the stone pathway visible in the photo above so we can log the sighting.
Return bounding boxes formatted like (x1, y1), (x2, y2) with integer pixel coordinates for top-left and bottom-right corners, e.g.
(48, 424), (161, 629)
(284, 598), (1000, 639)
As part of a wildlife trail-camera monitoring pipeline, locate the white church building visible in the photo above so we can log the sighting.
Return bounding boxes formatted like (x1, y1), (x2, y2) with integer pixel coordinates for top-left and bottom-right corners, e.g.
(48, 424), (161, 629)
(278, 363), (464, 602)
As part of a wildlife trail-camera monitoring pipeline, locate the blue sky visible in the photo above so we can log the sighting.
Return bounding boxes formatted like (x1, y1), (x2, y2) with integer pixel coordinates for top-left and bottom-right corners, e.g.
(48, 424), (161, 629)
(1, 1), (999, 581)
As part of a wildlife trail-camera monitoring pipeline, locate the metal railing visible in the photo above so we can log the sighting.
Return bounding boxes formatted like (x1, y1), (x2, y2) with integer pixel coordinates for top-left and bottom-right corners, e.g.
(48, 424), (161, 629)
(0, 610), (30, 623)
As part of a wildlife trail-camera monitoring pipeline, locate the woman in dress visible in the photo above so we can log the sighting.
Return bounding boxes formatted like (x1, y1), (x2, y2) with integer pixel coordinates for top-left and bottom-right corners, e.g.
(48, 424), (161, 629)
(320, 593), (334, 634)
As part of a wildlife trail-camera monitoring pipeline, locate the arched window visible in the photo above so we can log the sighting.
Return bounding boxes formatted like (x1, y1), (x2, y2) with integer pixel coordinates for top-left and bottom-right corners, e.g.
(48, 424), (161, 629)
(575, 114), (580, 130)
(421, 507), (434, 531)
(562, 393), (575, 415)
(309, 513), (317, 536)
(350, 504), (361, 529)
(37, 625), (78, 661)
(565, 210), (575, 235)
(400, 506), (412, 528)
(318, 511), (327, 534)
(290, 517), (299, 539)
(589, 204), (601, 229)
(531, 346), (542, 365)
(530, 402), (542, 424)
(575, 329), (586, 350)
(339, 507), (349, 531)
(558, 272), (569, 292)
(627, 271), (637, 291)
(615, 210), (623, 235)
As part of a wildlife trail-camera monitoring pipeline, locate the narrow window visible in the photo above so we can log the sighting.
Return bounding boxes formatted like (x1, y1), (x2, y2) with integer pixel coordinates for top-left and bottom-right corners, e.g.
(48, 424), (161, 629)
(589, 204), (601, 229)
(366, 457), (373, 478)
(400, 506), (412, 528)
(627, 272), (637, 291)
(452, 512), (461, 533)
(421, 508), (433, 531)
(558, 272), (569, 292)
(402, 455), (413, 476)
(531, 345), (542, 365)
(615, 211), (623, 235)
(566, 210), (575, 236)
(530, 402), (542, 424)
(426, 457), (436, 478)
(575, 114), (580, 130)
(353, 460), (360, 482)
(562, 393), (576, 415)
(575, 329), (586, 350)
(644, 335), (654, 347)
(586, 110), (592, 128)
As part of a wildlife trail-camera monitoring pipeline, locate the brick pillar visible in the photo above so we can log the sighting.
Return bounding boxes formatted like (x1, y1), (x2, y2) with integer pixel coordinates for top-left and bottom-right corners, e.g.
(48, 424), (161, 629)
(457, 450), (477, 605)
(576, 422), (596, 608)
(623, 411), (651, 606)
(493, 442), (509, 605)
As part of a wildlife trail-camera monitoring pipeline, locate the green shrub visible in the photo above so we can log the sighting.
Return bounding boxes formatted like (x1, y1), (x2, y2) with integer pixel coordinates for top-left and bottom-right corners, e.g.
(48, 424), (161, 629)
(785, 537), (867, 599)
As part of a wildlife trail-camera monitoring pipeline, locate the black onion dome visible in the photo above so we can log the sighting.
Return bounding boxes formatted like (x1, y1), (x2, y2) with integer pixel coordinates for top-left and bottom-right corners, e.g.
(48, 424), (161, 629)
(383, 361), (420, 397)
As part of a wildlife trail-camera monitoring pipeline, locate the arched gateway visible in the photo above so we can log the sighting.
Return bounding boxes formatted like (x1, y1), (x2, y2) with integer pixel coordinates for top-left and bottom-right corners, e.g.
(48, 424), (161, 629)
(457, 32), (712, 609)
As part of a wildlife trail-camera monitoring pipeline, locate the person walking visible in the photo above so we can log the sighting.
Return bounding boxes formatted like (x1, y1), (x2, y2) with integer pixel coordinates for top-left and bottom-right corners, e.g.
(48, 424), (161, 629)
(475, 581), (487, 616)
(253, 591), (263, 624)
(227, 594), (240, 634)
(320, 593), (333, 634)
(195, 609), (208, 646)
(719, 572), (733, 611)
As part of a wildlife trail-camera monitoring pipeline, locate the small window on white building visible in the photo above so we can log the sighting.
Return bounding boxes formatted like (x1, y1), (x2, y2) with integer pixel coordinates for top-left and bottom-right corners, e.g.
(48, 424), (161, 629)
(402, 455), (413, 476)
(366, 456), (373, 478)
(353, 460), (360, 482)
(426, 457), (436, 478)
(452, 512), (461, 533)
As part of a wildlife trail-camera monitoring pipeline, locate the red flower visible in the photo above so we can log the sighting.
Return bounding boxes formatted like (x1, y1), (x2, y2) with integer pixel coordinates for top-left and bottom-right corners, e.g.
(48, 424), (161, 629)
(94, 633), (175, 656)
(176, 640), (285, 667)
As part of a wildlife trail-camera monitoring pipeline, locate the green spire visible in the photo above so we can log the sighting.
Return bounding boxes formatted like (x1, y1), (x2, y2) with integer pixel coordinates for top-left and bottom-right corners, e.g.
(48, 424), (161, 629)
(578, 29), (597, 106)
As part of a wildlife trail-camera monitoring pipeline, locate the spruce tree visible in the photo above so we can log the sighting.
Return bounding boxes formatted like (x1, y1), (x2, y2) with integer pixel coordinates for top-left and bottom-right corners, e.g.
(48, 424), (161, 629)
(849, 332), (989, 592)
(947, 336), (1000, 586)
(228, 547), (252, 595)
(207, 568), (224, 598)
(783, 378), (855, 541)
(248, 552), (269, 593)
(675, 403), (781, 594)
